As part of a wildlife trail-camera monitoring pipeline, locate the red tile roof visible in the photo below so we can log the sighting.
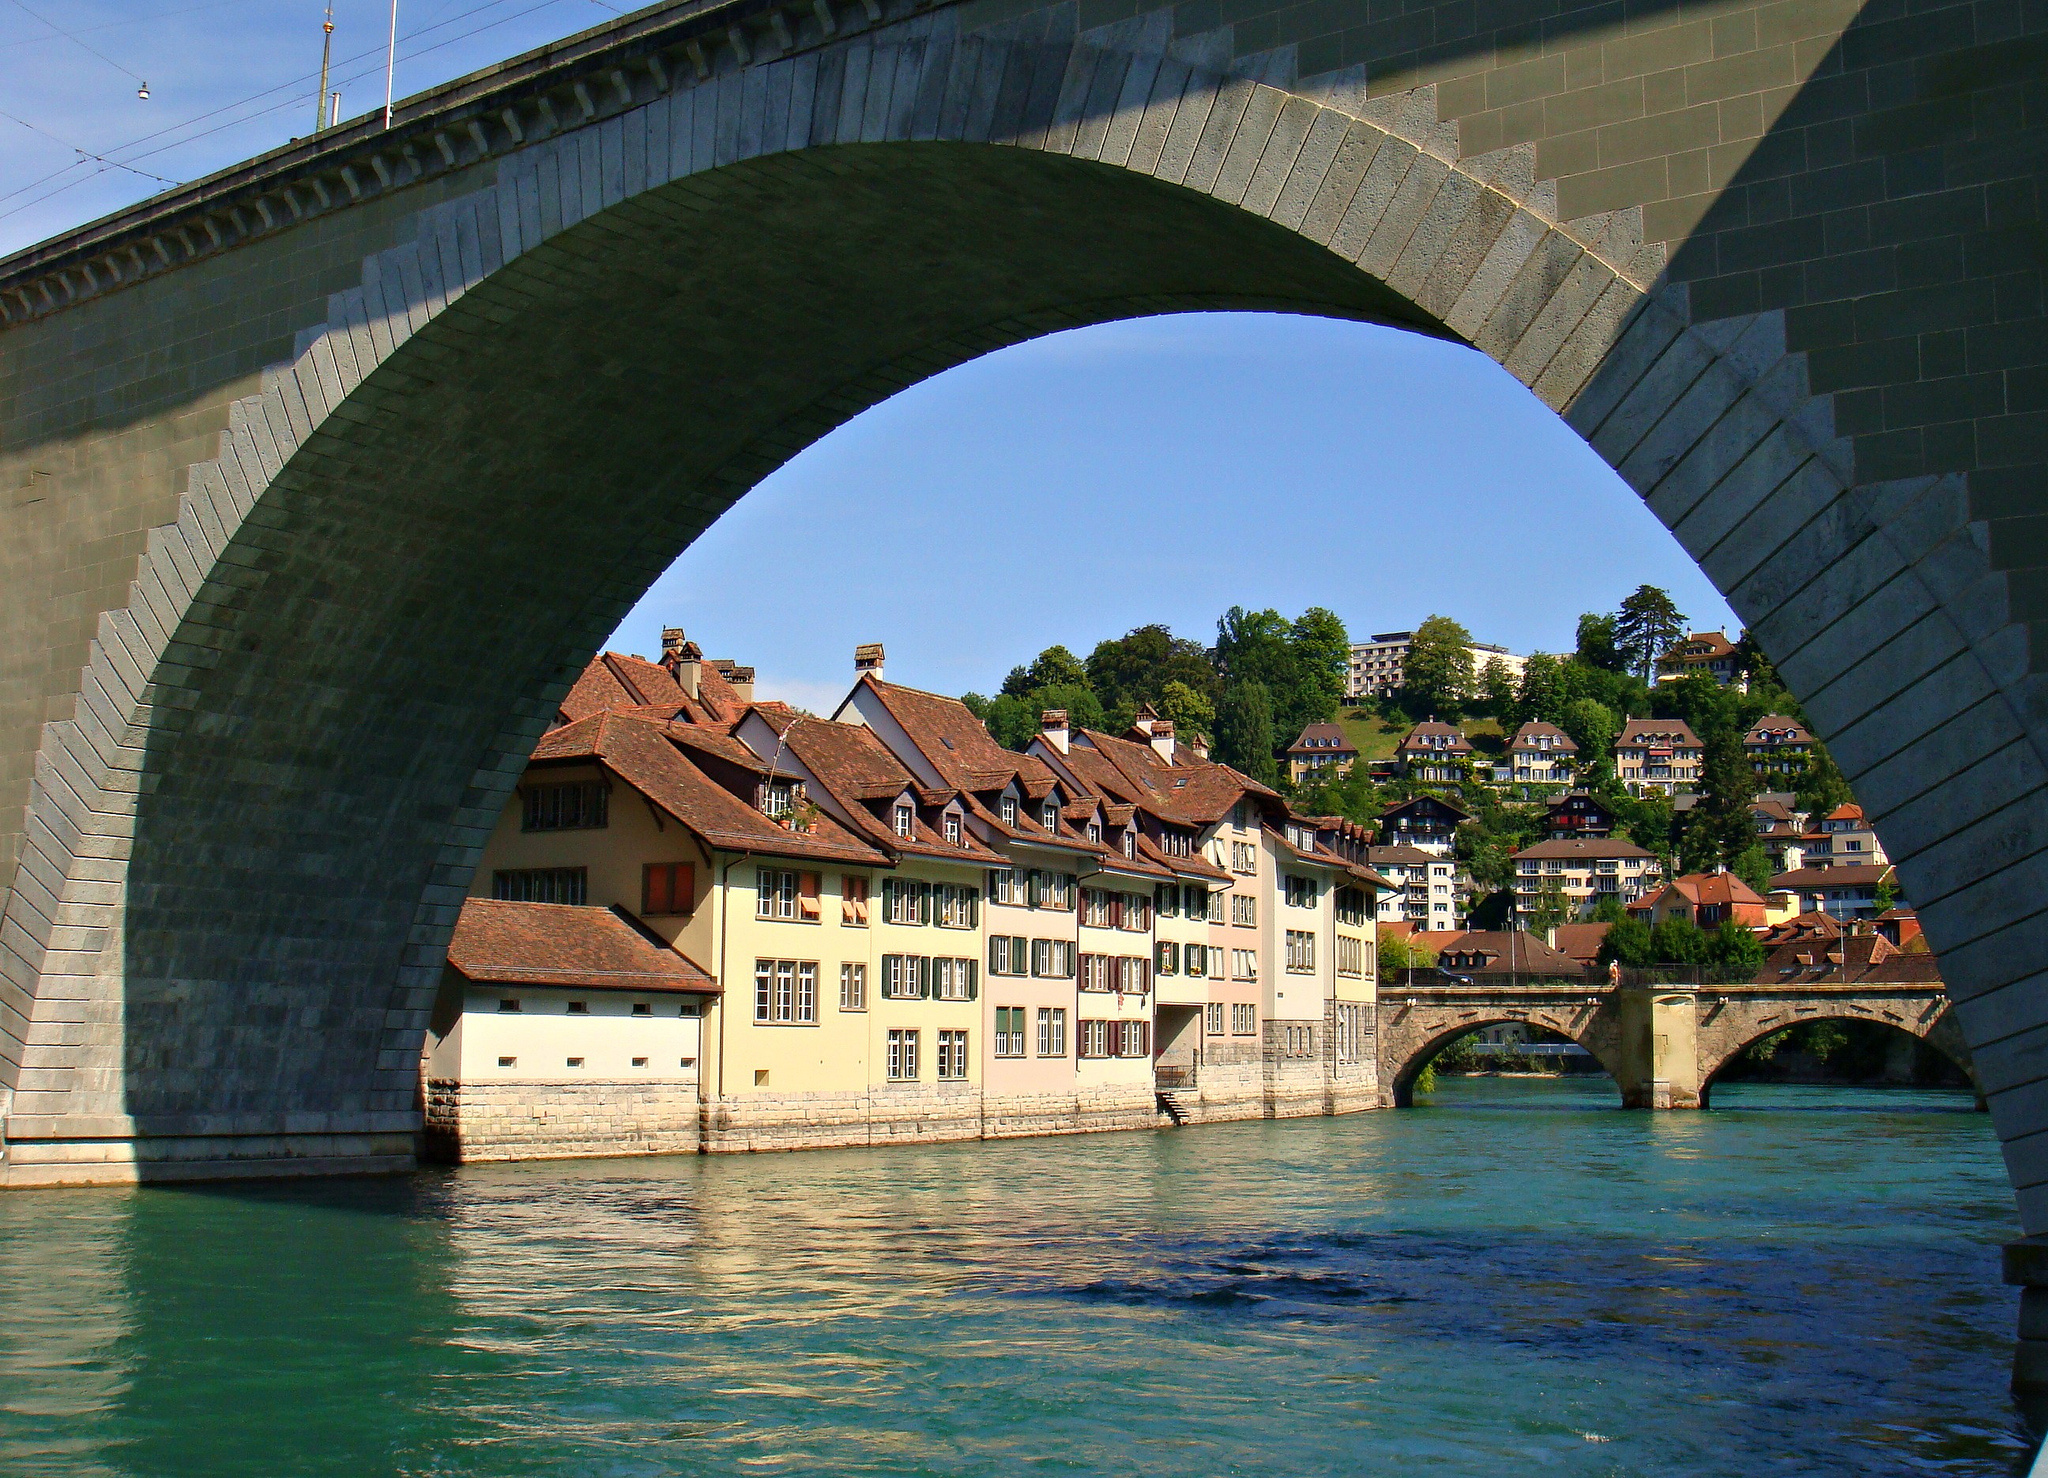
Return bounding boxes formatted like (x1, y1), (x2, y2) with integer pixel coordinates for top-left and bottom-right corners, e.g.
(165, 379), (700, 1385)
(1433, 929), (1583, 974)
(1616, 718), (1702, 749)
(535, 711), (890, 866)
(1397, 720), (1472, 755)
(1550, 922), (1612, 964)
(1507, 721), (1578, 752)
(447, 899), (718, 992)
(1286, 722), (1358, 756)
(1768, 865), (1894, 889)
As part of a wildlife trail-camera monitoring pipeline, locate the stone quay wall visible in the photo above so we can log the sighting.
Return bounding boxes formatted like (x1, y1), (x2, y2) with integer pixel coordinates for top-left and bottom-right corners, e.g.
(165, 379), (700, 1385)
(424, 1077), (703, 1163)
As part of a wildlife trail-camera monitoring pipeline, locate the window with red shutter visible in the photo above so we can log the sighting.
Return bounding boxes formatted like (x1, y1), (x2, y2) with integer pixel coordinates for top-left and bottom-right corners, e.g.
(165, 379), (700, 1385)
(642, 862), (695, 915)
(798, 871), (822, 921)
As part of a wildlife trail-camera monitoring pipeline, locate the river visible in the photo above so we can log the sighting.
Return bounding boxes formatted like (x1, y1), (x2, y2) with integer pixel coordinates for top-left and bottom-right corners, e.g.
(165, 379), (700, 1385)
(0, 1077), (2029, 1476)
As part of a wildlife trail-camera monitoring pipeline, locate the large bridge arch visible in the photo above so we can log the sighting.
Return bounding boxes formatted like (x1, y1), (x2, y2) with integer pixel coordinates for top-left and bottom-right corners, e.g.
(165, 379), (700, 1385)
(1694, 997), (1977, 1108)
(0, 0), (2039, 1208)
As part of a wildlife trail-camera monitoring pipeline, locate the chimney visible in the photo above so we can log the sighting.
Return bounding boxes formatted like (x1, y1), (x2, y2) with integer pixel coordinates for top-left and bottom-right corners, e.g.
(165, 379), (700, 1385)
(1149, 719), (1176, 764)
(854, 643), (885, 682)
(1189, 732), (1210, 761)
(1130, 701), (1158, 738)
(725, 665), (756, 704)
(660, 628), (687, 671)
(672, 638), (703, 698)
(1040, 709), (1070, 754)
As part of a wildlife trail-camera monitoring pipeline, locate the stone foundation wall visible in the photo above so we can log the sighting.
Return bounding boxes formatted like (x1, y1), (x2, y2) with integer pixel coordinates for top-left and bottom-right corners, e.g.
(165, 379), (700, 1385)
(427, 1042), (1389, 1161)
(424, 1078), (701, 1162)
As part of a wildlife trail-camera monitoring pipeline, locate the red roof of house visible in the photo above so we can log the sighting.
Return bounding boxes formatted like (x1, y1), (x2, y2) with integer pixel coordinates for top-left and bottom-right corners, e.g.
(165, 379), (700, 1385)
(1286, 722), (1358, 756)
(1745, 715), (1814, 744)
(1632, 871), (1766, 912)
(1769, 865), (1894, 889)
(1433, 929), (1583, 974)
(1550, 922), (1612, 963)
(446, 899), (718, 992)
(1508, 721), (1578, 752)
(1756, 931), (1944, 985)
(1616, 718), (1703, 748)
(1397, 720), (1472, 755)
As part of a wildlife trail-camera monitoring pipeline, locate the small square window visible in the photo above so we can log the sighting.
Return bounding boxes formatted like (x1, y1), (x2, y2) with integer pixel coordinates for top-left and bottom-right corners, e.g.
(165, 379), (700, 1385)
(498, 999), (521, 1013)
(679, 1057), (696, 1068)
(755, 1068), (771, 1086)
(497, 1056), (516, 1068)
(566, 1057), (584, 1068)
(631, 1002), (652, 1016)
(631, 1056), (649, 1068)
(567, 1001), (589, 1015)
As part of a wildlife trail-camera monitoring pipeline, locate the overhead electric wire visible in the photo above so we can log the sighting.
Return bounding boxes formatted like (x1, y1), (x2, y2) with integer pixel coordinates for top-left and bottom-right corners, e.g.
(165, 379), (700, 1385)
(0, 0), (583, 228)
(3, 0), (148, 84)
(0, 0), (272, 51)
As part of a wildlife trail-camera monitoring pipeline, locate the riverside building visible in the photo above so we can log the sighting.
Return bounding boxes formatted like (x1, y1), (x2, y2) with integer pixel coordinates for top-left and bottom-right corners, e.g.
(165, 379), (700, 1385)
(423, 640), (1389, 1160)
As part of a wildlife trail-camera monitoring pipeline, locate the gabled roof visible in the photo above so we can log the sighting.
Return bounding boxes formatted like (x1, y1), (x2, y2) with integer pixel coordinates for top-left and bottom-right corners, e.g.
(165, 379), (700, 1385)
(1066, 725), (1274, 827)
(1550, 922), (1612, 964)
(1286, 722), (1358, 756)
(1662, 631), (1737, 661)
(1616, 718), (1702, 748)
(851, 676), (1027, 792)
(1366, 844), (1439, 866)
(446, 899), (718, 993)
(1631, 871), (1766, 913)
(1757, 930), (1944, 985)
(1745, 715), (1813, 744)
(1512, 837), (1657, 860)
(1508, 721), (1578, 753)
(1381, 794), (1470, 821)
(1434, 929), (1583, 974)
(1397, 720), (1472, 755)
(535, 711), (889, 866)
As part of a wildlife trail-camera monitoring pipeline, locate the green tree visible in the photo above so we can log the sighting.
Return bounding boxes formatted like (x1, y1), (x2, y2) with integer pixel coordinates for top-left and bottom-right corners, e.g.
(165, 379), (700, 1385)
(1598, 916), (1654, 966)
(1614, 585), (1688, 680)
(1215, 680), (1279, 785)
(1707, 920), (1765, 982)
(1650, 915), (1710, 965)
(984, 693), (1035, 749)
(1154, 679), (1216, 741)
(1290, 607), (1352, 714)
(1294, 757), (1383, 826)
(1214, 607), (1336, 749)
(1084, 624), (1217, 716)
(1477, 658), (1517, 719)
(1379, 929), (1438, 973)
(1527, 877), (1573, 933)
(1023, 645), (1090, 692)
(1590, 893), (1630, 924)
(1513, 653), (1566, 730)
(1576, 612), (1628, 673)
(1874, 874), (1900, 912)
(961, 692), (991, 718)
(1559, 697), (1619, 770)
(1732, 843), (1774, 894)
(1402, 615), (1476, 720)
(1796, 742), (1854, 817)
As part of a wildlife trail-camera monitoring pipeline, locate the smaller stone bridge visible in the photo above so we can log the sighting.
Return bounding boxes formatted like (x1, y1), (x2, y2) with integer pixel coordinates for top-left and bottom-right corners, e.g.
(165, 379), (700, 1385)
(1376, 975), (1971, 1110)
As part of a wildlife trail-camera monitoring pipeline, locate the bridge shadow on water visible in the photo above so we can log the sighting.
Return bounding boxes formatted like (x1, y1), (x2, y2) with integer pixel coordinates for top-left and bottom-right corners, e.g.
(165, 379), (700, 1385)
(0, 1079), (2027, 1477)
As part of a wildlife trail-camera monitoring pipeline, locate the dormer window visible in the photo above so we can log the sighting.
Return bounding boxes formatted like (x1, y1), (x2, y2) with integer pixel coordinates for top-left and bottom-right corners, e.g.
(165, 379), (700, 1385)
(1041, 801), (1059, 831)
(1001, 795), (1017, 825)
(943, 812), (961, 845)
(1122, 831), (1136, 859)
(760, 779), (800, 819)
(1087, 822), (1102, 844)
(894, 804), (914, 838)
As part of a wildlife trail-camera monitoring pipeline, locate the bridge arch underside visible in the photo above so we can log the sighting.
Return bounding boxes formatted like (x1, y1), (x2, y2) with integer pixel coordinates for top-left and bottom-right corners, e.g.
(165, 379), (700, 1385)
(1694, 1002), (1975, 1109)
(1384, 1012), (1627, 1109)
(0, 18), (2039, 1211)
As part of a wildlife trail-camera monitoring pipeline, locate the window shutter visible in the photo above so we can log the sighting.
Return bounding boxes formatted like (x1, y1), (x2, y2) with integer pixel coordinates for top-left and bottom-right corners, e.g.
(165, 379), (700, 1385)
(882, 877), (896, 919)
(799, 871), (821, 920)
(966, 889), (979, 929)
(642, 863), (669, 915)
(917, 956), (933, 999)
(917, 883), (931, 926)
(965, 961), (978, 1000)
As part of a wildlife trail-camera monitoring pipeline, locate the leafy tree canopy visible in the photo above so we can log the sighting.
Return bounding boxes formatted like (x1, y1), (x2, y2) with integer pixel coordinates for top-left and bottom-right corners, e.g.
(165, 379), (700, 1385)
(1214, 680), (1279, 785)
(1477, 658), (1517, 720)
(1084, 624), (1217, 717)
(1575, 612), (1628, 673)
(1154, 680), (1216, 741)
(1614, 584), (1688, 680)
(1708, 920), (1765, 982)
(1402, 614), (1476, 720)
(1598, 916), (1654, 966)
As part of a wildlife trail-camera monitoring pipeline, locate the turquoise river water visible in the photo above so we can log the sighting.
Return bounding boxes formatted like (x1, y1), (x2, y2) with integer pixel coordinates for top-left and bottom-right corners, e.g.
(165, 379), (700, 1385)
(0, 1077), (2031, 1477)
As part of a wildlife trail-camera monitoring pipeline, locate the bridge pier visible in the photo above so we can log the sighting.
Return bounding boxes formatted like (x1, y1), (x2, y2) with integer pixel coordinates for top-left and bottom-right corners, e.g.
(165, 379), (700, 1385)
(1613, 988), (1703, 1112)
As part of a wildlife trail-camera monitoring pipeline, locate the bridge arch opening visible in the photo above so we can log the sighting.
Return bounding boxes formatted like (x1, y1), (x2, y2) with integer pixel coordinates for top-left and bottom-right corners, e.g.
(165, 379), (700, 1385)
(0, 33), (2031, 1199)
(1388, 1018), (1626, 1110)
(1697, 1013), (1976, 1112)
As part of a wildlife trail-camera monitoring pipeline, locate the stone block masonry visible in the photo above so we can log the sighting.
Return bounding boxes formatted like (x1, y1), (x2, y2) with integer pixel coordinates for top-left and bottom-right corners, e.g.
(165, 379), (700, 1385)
(425, 1078), (702, 1163)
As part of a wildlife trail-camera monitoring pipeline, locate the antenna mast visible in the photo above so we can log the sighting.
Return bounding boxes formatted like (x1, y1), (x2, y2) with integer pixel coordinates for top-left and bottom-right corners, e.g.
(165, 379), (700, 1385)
(316, 5), (335, 131)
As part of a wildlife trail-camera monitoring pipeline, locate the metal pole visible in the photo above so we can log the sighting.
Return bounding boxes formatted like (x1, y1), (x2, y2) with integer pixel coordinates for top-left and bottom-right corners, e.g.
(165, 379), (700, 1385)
(383, 0), (398, 129)
(316, 6), (334, 132)
(330, 91), (341, 127)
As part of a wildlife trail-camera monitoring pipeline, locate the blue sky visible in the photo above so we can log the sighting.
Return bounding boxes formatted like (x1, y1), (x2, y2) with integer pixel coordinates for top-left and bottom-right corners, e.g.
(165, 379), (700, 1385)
(610, 313), (1739, 711)
(3, 4), (1738, 712)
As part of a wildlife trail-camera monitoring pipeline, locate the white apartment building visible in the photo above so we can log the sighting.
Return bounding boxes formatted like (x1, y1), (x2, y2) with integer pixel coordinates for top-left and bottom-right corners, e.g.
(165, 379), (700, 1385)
(1347, 631), (1528, 699)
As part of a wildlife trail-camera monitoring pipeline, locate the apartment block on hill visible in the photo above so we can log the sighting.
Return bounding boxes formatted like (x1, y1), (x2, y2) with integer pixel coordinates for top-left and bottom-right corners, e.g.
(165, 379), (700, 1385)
(1347, 631), (1526, 700)
(1511, 837), (1663, 920)
(1656, 631), (1741, 687)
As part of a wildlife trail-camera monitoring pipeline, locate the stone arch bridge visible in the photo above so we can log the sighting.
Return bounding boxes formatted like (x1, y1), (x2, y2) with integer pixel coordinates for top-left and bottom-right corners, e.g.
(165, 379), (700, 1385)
(0, 0), (2042, 1238)
(1376, 976), (1972, 1109)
